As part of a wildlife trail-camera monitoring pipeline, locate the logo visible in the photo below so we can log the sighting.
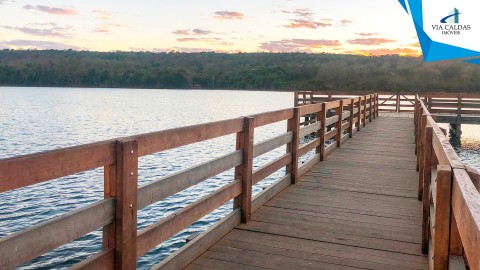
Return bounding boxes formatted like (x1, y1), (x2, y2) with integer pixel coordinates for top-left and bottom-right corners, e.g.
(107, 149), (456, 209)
(440, 8), (460, 24)
(397, 0), (480, 63)
(431, 7), (470, 35)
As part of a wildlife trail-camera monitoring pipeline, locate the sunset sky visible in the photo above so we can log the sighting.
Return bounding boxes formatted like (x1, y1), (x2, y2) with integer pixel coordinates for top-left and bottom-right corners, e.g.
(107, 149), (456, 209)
(0, 0), (422, 56)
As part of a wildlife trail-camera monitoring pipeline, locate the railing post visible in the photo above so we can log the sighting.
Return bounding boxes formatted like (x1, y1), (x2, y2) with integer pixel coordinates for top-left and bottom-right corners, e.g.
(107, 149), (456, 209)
(376, 93), (379, 117)
(362, 96), (367, 128)
(432, 165), (453, 270)
(371, 94), (375, 120)
(416, 106), (424, 172)
(369, 94), (373, 122)
(421, 124), (433, 253)
(418, 114), (427, 199)
(336, 100), (343, 147)
(114, 139), (138, 270)
(234, 117), (254, 223)
(396, 94), (400, 112)
(357, 97), (362, 132)
(287, 108), (300, 184)
(294, 92), (299, 107)
(348, 98), (354, 138)
(318, 103), (327, 161)
(414, 96), (419, 150)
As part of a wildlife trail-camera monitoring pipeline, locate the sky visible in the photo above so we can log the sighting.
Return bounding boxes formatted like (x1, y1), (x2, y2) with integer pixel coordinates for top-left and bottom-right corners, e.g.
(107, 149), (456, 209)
(0, 0), (422, 56)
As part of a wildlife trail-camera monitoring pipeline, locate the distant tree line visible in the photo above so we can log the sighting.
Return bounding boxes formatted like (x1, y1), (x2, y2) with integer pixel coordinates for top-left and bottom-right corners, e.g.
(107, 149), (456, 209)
(0, 49), (479, 92)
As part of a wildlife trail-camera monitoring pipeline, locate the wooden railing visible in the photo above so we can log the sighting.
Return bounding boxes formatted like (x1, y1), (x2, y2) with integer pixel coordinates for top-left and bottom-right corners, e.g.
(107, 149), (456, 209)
(296, 91), (480, 115)
(414, 95), (480, 270)
(0, 94), (378, 269)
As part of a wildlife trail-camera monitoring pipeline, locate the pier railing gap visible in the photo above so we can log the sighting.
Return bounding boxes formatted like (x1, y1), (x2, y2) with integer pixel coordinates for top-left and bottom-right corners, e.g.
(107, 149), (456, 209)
(0, 94), (378, 269)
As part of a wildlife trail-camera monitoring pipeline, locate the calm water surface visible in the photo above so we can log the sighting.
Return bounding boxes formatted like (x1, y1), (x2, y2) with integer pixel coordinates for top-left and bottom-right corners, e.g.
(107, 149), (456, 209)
(0, 87), (479, 269)
(0, 87), (303, 269)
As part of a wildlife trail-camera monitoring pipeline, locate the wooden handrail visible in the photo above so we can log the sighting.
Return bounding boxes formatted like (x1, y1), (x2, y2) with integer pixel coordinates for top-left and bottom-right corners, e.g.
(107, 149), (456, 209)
(0, 93), (379, 269)
(415, 96), (480, 270)
(297, 91), (480, 115)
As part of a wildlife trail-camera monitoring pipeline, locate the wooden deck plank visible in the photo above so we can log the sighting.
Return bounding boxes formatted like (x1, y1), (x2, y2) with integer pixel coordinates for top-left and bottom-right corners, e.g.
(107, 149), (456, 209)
(183, 117), (428, 270)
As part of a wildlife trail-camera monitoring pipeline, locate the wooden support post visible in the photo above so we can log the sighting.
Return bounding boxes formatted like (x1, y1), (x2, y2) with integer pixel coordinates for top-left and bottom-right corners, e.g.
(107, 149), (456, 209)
(362, 96), (367, 128)
(328, 93), (332, 101)
(287, 108), (300, 184)
(319, 103), (327, 161)
(348, 98), (354, 138)
(376, 93), (379, 117)
(234, 117), (254, 223)
(414, 97), (419, 151)
(432, 165), (453, 270)
(294, 92), (299, 107)
(357, 97), (362, 131)
(421, 125), (433, 253)
(416, 107), (424, 172)
(335, 100), (343, 147)
(456, 96), (462, 136)
(369, 94), (373, 122)
(372, 94), (376, 120)
(418, 114), (427, 199)
(114, 139), (138, 270)
(396, 94), (401, 112)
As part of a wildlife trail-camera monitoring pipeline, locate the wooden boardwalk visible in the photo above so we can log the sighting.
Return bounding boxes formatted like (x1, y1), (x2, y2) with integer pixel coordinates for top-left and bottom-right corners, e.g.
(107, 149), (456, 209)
(185, 117), (429, 270)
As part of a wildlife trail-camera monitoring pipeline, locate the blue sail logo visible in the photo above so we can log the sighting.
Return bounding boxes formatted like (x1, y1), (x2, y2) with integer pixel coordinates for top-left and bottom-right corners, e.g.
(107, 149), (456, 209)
(440, 8), (460, 24)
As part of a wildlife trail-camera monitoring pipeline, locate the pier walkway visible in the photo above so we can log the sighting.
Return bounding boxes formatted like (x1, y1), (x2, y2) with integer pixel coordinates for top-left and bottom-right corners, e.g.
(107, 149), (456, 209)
(184, 117), (428, 270)
(1, 93), (478, 270)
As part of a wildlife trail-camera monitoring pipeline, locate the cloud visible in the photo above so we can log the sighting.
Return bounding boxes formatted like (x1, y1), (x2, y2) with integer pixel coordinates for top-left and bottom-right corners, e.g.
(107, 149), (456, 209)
(346, 38), (396, 46)
(355, 32), (379, 37)
(340, 20), (353, 26)
(93, 10), (112, 20)
(282, 8), (335, 29)
(23, 5), (78, 15)
(93, 23), (126, 33)
(410, 42), (420, 48)
(192, 29), (211, 35)
(346, 48), (421, 57)
(2, 23), (73, 37)
(0, 39), (83, 50)
(282, 8), (314, 17)
(285, 19), (332, 29)
(172, 29), (212, 35)
(172, 29), (190, 35)
(214, 11), (244, 20)
(260, 38), (341, 52)
(0, 0), (14, 5)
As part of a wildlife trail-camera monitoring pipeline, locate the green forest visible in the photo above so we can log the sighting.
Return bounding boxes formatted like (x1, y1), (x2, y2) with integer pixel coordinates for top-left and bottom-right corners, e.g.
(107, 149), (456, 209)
(0, 49), (479, 92)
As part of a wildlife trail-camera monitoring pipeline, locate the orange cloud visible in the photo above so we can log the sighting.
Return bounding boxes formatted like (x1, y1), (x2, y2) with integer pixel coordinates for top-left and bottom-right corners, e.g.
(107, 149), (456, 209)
(285, 19), (332, 29)
(23, 5), (78, 15)
(410, 42), (420, 47)
(347, 38), (396, 46)
(214, 11), (244, 20)
(260, 39), (341, 52)
(347, 48), (422, 57)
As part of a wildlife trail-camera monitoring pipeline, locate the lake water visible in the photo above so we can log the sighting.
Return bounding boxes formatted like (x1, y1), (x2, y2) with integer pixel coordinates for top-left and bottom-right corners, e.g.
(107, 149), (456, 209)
(0, 87), (479, 269)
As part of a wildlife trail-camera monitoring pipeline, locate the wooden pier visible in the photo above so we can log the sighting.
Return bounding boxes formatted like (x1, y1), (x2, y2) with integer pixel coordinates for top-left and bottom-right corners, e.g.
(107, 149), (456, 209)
(0, 93), (479, 270)
(296, 91), (480, 136)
